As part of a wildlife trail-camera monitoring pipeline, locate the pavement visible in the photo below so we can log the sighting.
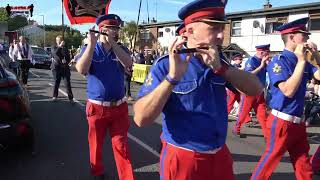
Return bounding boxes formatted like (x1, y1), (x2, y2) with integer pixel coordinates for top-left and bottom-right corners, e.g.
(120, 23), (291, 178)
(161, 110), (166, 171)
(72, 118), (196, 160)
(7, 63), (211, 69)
(0, 68), (319, 180)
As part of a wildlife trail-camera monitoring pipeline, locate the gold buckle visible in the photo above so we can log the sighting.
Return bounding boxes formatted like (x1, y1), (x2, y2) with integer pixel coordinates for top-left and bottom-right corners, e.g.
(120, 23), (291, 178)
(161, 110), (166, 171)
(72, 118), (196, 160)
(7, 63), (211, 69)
(110, 101), (117, 107)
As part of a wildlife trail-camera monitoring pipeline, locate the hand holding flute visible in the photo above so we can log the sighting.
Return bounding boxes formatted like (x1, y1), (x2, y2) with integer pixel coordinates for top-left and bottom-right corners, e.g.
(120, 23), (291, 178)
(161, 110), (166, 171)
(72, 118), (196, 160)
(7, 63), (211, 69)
(87, 26), (99, 46)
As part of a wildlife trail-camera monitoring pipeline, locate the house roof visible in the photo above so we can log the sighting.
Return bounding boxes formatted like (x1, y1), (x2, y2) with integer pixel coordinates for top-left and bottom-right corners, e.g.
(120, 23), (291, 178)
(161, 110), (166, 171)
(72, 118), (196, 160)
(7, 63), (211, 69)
(139, 2), (320, 28)
(139, 20), (182, 28)
(227, 2), (320, 19)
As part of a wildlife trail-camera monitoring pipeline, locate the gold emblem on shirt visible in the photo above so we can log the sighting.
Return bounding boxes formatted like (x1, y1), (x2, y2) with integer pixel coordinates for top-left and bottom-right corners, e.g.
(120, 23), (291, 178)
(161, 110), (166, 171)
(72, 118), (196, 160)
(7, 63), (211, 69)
(145, 73), (153, 86)
(273, 63), (281, 73)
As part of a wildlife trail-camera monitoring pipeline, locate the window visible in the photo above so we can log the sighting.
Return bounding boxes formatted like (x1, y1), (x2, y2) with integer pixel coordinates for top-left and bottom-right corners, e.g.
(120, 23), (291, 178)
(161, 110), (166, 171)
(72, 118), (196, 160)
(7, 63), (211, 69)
(231, 21), (241, 36)
(158, 31), (163, 37)
(265, 17), (287, 34)
(140, 29), (150, 40)
(310, 14), (320, 31)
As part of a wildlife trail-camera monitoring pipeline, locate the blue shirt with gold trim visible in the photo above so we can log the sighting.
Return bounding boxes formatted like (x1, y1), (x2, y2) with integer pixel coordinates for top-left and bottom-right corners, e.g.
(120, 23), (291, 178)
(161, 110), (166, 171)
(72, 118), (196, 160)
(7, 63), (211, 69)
(244, 56), (266, 86)
(76, 42), (126, 101)
(137, 54), (228, 151)
(267, 49), (317, 117)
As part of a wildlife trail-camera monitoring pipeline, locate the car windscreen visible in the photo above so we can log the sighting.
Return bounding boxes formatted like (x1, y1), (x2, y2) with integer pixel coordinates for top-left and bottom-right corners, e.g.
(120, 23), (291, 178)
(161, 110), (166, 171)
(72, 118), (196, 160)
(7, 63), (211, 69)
(31, 47), (48, 55)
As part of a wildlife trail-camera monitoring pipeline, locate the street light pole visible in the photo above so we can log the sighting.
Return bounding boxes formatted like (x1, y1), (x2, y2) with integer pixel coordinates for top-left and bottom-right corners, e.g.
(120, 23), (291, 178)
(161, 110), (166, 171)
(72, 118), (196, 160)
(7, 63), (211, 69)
(39, 15), (45, 47)
(61, 0), (65, 39)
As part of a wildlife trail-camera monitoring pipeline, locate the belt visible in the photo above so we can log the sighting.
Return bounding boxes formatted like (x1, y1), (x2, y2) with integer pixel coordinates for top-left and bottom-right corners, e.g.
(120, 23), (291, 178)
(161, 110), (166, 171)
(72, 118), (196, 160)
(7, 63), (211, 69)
(271, 109), (304, 124)
(167, 143), (222, 154)
(88, 97), (126, 107)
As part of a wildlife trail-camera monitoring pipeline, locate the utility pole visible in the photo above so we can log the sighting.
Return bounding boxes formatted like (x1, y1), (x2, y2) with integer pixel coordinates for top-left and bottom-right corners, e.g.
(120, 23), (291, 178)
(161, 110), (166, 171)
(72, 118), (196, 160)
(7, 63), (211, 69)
(155, 0), (158, 21)
(132, 0), (143, 51)
(61, 0), (65, 39)
(39, 15), (45, 47)
(146, 0), (150, 24)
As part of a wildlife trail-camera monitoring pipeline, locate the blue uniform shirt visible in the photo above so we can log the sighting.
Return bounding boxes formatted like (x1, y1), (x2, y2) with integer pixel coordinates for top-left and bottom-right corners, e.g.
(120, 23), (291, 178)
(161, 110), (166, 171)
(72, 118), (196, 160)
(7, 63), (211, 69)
(268, 49), (317, 117)
(245, 56), (266, 86)
(137, 54), (228, 151)
(76, 42), (126, 101)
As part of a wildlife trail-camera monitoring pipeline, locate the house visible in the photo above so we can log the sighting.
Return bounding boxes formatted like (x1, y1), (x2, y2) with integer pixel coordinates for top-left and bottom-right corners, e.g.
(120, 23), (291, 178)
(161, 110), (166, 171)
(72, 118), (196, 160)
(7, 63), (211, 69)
(137, 2), (320, 56)
(138, 20), (230, 52)
(228, 2), (320, 55)
(17, 25), (45, 45)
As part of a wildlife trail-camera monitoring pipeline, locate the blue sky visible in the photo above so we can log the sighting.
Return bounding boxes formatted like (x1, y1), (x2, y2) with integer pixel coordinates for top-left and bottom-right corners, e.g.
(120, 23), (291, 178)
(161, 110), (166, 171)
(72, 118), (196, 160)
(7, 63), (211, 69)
(2, 0), (320, 33)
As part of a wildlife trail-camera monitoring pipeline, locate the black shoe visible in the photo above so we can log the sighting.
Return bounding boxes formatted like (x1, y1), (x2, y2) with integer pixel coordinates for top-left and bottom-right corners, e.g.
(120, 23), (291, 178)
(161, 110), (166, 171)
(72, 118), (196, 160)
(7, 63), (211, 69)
(69, 99), (75, 105)
(232, 130), (246, 138)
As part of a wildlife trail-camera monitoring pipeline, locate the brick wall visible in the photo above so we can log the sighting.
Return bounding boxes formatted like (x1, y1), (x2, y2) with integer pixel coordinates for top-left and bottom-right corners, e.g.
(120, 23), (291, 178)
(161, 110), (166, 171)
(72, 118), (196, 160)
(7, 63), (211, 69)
(223, 23), (231, 46)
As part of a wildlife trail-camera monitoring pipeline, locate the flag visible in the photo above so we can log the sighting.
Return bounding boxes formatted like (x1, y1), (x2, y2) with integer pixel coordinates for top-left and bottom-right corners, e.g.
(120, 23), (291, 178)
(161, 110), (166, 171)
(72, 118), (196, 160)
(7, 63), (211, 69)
(63, 0), (112, 25)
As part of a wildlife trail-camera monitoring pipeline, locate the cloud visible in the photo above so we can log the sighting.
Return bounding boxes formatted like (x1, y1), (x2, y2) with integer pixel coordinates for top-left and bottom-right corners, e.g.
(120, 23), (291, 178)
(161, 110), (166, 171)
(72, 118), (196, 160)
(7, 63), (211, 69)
(163, 0), (187, 5)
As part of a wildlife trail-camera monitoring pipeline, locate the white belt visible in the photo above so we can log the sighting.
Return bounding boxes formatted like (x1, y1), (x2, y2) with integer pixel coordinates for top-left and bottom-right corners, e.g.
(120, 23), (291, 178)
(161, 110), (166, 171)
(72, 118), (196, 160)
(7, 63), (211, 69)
(271, 109), (304, 124)
(168, 143), (222, 154)
(88, 97), (126, 107)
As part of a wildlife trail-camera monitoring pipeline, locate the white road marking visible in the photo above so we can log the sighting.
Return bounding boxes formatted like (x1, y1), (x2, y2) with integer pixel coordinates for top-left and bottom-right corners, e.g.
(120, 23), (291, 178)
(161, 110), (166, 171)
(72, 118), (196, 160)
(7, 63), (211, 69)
(29, 70), (41, 78)
(134, 163), (159, 172)
(128, 133), (160, 158)
(30, 98), (55, 103)
(47, 83), (160, 157)
(48, 83), (85, 107)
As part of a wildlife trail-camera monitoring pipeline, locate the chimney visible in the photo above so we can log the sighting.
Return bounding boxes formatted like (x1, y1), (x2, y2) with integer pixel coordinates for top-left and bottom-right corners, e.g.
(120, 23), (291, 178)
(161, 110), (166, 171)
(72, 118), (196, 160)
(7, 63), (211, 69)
(264, 0), (272, 9)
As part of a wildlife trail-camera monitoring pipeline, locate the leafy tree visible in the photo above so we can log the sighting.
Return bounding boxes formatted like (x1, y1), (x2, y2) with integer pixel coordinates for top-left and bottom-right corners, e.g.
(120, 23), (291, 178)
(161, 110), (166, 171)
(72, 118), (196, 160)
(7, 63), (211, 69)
(43, 30), (83, 50)
(8, 15), (28, 31)
(0, 8), (8, 22)
(120, 21), (138, 51)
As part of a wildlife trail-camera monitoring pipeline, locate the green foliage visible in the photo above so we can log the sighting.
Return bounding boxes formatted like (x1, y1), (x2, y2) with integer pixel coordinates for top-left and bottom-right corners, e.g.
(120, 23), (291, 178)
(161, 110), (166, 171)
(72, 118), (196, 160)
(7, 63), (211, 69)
(37, 30), (83, 50)
(120, 21), (138, 50)
(8, 15), (28, 31)
(0, 8), (8, 22)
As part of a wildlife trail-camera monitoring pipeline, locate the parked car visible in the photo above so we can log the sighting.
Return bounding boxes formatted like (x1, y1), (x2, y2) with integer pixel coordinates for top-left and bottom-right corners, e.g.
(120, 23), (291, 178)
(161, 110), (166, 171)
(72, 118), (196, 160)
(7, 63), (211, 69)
(0, 54), (33, 151)
(31, 46), (51, 69)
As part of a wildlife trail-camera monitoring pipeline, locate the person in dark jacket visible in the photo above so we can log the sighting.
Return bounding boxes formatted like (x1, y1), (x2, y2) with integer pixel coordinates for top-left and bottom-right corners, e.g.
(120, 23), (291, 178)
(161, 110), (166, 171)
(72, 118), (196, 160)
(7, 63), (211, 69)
(51, 35), (74, 103)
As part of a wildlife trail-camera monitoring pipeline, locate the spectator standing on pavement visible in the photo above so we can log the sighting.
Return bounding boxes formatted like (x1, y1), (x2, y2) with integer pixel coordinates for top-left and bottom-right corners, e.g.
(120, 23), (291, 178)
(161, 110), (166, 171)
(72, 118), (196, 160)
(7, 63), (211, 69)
(136, 49), (145, 64)
(125, 65), (134, 101)
(51, 35), (74, 103)
(12, 36), (34, 86)
(144, 51), (153, 65)
(8, 39), (19, 75)
(133, 0), (263, 179)
(75, 14), (135, 180)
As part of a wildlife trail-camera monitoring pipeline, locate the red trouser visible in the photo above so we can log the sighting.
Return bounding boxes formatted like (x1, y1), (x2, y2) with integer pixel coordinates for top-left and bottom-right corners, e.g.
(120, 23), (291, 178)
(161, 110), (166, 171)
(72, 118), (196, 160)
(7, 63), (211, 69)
(251, 114), (313, 180)
(159, 142), (235, 180)
(86, 101), (134, 179)
(311, 146), (320, 172)
(227, 90), (251, 122)
(234, 93), (267, 138)
(227, 90), (241, 114)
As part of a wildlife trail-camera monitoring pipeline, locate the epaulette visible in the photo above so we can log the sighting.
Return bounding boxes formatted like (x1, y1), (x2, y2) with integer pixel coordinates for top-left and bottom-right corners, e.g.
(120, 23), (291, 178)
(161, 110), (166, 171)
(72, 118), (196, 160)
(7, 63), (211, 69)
(153, 54), (169, 65)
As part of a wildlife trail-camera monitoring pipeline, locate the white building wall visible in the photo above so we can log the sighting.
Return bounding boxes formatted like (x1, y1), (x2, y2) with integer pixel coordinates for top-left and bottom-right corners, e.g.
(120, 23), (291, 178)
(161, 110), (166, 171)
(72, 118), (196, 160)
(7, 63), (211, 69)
(157, 26), (177, 48)
(231, 12), (319, 56)
(288, 12), (308, 21)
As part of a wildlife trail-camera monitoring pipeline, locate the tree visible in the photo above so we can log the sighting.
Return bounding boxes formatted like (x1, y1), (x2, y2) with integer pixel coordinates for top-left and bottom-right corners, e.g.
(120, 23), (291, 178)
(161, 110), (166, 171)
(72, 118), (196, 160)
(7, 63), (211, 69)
(44, 30), (83, 50)
(120, 21), (138, 51)
(8, 15), (28, 31)
(0, 8), (8, 22)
